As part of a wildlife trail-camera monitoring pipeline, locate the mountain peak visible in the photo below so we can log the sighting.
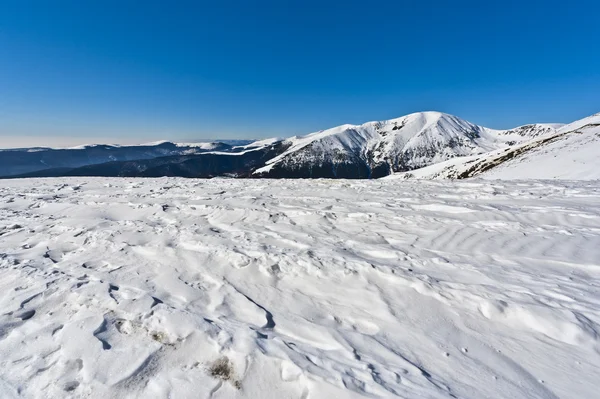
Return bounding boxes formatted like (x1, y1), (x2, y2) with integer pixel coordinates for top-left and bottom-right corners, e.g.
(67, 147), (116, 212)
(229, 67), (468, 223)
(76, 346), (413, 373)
(252, 110), (567, 178)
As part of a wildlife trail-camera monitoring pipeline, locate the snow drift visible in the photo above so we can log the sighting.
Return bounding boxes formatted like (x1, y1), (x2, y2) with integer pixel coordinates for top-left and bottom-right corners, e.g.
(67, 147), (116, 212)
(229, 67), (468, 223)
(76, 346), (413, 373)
(1, 177), (599, 398)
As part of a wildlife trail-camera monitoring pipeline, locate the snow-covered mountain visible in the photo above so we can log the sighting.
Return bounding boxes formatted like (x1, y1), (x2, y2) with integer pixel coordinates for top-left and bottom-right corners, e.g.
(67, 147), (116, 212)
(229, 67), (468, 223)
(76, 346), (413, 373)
(253, 112), (560, 178)
(387, 113), (600, 180)
(6, 110), (599, 180)
(483, 113), (600, 180)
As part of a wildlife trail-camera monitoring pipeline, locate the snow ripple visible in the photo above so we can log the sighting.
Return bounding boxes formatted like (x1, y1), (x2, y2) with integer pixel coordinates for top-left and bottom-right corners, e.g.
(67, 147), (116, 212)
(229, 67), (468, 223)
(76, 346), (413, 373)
(0, 178), (599, 398)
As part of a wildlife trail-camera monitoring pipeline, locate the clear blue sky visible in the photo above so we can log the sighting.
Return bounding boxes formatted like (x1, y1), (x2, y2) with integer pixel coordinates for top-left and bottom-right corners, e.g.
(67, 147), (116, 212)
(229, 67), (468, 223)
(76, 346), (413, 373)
(1, 0), (599, 144)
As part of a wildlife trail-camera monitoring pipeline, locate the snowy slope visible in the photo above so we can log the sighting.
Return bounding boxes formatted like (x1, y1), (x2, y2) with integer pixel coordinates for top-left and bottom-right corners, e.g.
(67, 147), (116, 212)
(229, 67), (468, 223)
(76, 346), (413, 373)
(487, 123), (564, 144)
(1, 177), (599, 399)
(253, 112), (559, 178)
(483, 113), (600, 180)
(387, 113), (598, 181)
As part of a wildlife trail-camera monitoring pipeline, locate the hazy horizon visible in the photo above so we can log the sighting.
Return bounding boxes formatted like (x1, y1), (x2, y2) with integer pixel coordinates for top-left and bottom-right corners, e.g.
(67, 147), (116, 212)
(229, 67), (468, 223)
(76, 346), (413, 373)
(0, 135), (261, 149)
(1, 108), (591, 150)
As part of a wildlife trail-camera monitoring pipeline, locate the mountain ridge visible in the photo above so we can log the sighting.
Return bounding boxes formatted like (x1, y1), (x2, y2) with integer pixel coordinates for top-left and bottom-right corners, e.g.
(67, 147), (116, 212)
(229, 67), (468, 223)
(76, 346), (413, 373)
(386, 113), (600, 180)
(3, 111), (595, 180)
(252, 111), (561, 178)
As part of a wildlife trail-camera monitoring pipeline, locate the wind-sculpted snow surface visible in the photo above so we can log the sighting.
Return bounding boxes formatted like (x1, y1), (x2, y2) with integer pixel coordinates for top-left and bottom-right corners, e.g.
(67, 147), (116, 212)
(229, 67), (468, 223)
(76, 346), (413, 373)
(0, 178), (599, 398)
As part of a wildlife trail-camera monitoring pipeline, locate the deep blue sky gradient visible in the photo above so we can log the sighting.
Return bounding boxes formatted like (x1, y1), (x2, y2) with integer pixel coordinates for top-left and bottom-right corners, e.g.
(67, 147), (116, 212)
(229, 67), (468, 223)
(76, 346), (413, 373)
(1, 0), (599, 143)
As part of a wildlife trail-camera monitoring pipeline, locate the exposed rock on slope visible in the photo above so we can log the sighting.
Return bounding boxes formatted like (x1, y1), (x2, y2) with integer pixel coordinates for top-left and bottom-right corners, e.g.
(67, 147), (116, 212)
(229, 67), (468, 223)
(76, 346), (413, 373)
(253, 112), (559, 178)
(386, 113), (599, 180)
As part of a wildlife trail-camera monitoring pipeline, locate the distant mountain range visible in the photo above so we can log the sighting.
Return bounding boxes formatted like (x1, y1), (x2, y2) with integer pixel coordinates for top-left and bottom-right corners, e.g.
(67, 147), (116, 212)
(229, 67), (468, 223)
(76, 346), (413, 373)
(1, 111), (598, 180)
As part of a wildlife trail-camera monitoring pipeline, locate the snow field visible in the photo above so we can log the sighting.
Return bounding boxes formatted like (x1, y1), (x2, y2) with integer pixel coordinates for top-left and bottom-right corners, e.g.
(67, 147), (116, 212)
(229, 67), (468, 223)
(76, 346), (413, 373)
(0, 178), (599, 398)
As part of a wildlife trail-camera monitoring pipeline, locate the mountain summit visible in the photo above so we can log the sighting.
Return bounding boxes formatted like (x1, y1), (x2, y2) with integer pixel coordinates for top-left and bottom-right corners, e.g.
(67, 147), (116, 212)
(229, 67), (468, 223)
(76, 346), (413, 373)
(253, 112), (559, 178)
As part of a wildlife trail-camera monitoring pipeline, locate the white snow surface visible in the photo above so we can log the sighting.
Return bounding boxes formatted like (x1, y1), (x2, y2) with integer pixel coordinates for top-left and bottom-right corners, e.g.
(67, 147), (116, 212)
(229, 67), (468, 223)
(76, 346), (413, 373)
(483, 114), (600, 180)
(1, 177), (600, 398)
